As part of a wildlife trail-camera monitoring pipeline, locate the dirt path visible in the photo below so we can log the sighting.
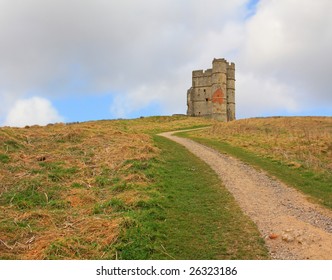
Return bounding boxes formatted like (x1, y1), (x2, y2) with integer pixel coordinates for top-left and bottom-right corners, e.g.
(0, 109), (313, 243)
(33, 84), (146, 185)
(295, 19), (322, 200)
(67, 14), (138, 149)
(159, 131), (332, 259)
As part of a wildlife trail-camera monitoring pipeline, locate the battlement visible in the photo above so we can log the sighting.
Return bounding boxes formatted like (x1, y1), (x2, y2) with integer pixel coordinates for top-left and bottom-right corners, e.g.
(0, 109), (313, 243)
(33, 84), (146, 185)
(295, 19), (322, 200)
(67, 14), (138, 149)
(192, 70), (204, 77)
(213, 58), (227, 63)
(228, 62), (235, 69)
(193, 69), (213, 77)
(187, 58), (236, 122)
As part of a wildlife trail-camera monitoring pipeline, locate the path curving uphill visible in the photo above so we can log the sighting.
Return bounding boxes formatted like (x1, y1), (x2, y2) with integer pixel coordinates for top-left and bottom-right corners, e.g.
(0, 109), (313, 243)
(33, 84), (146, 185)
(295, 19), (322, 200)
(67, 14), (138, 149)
(159, 131), (332, 260)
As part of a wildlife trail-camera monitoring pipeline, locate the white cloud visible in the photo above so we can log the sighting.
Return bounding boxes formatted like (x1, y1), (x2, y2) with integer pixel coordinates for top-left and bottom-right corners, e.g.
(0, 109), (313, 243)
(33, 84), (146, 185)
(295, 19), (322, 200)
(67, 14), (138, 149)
(240, 0), (332, 105)
(0, 0), (331, 120)
(3, 97), (64, 127)
(0, 0), (247, 119)
(0, 0), (246, 93)
(236, 72), (299, 118)
(110, 83), (170, 118)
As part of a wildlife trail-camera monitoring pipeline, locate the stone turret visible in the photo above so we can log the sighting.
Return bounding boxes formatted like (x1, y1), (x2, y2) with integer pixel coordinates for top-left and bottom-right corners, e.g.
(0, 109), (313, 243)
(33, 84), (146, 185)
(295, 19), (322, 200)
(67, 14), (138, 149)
(187, 58), (235, 121)
(227, 62), (236, 121)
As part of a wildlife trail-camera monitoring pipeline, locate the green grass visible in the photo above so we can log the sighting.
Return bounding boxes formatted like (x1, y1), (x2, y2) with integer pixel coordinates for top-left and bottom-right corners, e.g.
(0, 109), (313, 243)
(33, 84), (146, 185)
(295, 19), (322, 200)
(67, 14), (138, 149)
(178, 132), (332, 209)
(39, 162), (78, 182)
(3, 140), (23, 152)
(115, 135), (268, 259)
(0, 154), (10, 163)
(0, 181), (69, 210)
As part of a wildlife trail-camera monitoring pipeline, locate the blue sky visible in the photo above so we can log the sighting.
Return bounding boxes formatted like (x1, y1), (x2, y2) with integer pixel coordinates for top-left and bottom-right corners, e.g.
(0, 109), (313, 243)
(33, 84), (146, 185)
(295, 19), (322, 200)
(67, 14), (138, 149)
(246, 0), (259, 17)
(52, 94), (163, 122)
(53, 94), (115, 123)
(0, 0), (331, 127)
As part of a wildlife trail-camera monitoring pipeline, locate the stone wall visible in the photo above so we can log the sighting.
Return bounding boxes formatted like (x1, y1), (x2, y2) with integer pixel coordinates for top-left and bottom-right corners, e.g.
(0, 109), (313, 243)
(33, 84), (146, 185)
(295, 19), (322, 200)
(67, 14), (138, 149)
(187, 58), (235, 121)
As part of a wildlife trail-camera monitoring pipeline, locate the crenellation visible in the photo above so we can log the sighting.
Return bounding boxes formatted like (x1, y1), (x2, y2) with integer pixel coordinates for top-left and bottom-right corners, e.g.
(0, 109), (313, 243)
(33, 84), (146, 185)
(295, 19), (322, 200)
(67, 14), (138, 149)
(192, 70), (204, 77)
(187, 58), (236, 122)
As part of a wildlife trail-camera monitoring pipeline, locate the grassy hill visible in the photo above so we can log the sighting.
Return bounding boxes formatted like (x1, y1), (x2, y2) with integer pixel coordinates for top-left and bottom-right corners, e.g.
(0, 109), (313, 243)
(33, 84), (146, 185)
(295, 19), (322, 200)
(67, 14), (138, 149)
(2, 115), (330, 260)
(0, 116), (268, 259)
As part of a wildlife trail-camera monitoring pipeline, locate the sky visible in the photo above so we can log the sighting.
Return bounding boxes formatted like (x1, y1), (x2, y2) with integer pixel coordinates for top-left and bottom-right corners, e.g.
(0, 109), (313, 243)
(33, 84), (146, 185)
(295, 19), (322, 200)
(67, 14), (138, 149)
(0, 0), (331, 127)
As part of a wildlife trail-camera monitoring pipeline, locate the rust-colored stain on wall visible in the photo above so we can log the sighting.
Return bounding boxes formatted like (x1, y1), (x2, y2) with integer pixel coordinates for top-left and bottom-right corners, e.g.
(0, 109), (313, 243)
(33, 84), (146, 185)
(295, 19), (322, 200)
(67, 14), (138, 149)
(212, 88), (224, 104)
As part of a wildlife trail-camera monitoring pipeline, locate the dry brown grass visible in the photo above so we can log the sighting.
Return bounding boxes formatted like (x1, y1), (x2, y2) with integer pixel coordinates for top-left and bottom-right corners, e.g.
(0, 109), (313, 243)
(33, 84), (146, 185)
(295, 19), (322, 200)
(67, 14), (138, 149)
(0, 116), (214, 259)
(0, 121), (155, 259)
(194, 117), (332, 174)
(110, 115), (218, 134)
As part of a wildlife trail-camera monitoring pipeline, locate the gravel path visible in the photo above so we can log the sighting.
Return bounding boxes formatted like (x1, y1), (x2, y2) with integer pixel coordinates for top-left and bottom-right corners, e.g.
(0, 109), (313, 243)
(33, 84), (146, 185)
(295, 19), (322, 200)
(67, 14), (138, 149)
(159, 131), (332, 259)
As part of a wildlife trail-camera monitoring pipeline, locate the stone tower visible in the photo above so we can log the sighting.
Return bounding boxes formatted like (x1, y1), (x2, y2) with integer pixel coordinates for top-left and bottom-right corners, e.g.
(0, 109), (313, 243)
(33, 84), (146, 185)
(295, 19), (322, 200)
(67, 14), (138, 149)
(187, 58), (235, 121)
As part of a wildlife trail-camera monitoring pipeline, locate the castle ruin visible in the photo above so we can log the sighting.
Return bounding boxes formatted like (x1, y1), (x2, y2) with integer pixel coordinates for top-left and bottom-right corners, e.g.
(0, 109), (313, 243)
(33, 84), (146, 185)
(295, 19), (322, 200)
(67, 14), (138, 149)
(187, 58), (235, 121)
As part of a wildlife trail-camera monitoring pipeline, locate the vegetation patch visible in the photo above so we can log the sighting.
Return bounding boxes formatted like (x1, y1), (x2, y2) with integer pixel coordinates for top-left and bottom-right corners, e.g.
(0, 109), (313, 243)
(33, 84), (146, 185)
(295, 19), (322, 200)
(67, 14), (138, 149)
(0, 154), (10, 163)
